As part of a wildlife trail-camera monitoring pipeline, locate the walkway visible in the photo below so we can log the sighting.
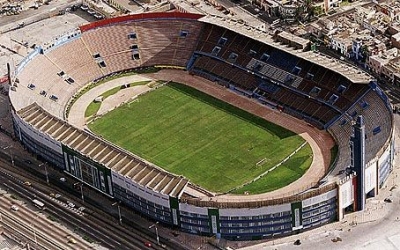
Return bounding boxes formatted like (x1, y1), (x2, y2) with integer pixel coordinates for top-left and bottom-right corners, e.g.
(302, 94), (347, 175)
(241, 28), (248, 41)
(67, 74), (151, 128)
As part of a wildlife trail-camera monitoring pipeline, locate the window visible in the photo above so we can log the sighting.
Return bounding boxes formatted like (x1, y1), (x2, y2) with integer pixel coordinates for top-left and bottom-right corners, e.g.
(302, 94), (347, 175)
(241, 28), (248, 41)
(260, 53), (270, 62)
(128, 32), (137, 39)
(130, 44), (138, 50)
(310, 86), (321, 96)
(360, 100), (369, 109)
(49, 95), (58, 101)
(373, 126), (381, 135)
(328, 94), (338, 104)
(292, 66), (301, 75)
(27, 83), (35, 90)
(249, 49), (257, 56)
(98, 61), (106, 67)
(132, 53), (140, 60)
(180, 30), (189, 37)
(211, 46), (221, 56)
(337, 84), (347, 94)
(228, 52), (238, 63)
(218, 37), (227, 46)
(65, 77), (75, 84)
(306, 73), (314, 80)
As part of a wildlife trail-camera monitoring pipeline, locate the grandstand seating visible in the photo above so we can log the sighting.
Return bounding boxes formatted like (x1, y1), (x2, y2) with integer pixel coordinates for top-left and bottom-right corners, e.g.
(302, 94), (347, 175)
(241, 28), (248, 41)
(191, 49), (343, 127)
(294, 59), (314, 78)
(81, 23), (135, 57)
(310, 66), (326, 83)
(192, 55), (259, 91)
(15, 13), (385, 164)
(327, 118), (352, 174)
(102, 51), (141, 75)
(192, 23), (366, 126)
(196, 23), (277, 68)
(329, 88), (392, 175)
(13, 53), (77, 117)
(9, 13), (395, 242)
(17, 54), (62, 89)
(196, 24), (225, 51)
(268, 50), (299, 72)
(46, 38), (104, 85)
(82, 19), (202, 70)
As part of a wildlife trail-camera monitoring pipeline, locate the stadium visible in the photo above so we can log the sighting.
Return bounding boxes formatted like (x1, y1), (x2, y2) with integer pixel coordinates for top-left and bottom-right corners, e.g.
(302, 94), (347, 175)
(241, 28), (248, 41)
(8, 12), (394, 240)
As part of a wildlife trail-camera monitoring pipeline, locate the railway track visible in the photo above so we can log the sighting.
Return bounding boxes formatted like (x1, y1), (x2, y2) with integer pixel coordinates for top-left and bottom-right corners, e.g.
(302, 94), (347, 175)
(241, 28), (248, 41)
(0, 154), (187, 250)
(0, 191), (94, 250)
(0, 169), (145, 250)
(0, 195), (96, 249)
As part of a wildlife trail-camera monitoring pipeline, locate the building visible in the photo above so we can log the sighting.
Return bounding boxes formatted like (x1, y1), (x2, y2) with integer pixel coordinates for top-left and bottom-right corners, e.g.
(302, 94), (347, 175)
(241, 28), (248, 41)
(9, 12), (394, 240)
(367, 47), (398, 77)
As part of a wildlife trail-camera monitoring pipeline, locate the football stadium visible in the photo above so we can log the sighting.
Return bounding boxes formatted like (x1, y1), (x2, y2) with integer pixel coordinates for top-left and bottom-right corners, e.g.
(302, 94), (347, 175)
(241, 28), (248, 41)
(8, 12), (394, 240)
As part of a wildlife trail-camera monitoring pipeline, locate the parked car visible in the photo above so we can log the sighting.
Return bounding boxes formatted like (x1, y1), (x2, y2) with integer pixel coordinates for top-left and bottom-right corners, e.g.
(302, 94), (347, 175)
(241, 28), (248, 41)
(87, 9), (96, 15)
(80, 4), (88, 11)
(94, 13), (104, 19)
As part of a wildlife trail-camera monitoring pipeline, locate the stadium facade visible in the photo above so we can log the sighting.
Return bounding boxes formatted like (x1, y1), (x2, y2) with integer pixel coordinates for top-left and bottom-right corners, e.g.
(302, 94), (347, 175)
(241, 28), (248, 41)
(8, 12), (394, 240)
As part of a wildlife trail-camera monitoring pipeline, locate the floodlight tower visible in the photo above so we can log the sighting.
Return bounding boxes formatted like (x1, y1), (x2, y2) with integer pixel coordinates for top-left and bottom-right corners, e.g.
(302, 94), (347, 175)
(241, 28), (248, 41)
(350, 115), (366, 211)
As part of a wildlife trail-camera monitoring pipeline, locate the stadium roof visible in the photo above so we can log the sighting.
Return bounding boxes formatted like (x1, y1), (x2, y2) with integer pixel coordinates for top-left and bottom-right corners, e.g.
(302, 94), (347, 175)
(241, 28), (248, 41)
(200, 15), (374, 84)
(17, 103), (189, 198)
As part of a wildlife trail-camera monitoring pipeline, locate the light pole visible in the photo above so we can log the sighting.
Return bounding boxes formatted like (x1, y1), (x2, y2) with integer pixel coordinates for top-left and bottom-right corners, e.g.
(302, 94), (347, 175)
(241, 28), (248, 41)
(149, 222), (160, 245)
(39, 162), (49, 184)
(112, 201), (122, 224)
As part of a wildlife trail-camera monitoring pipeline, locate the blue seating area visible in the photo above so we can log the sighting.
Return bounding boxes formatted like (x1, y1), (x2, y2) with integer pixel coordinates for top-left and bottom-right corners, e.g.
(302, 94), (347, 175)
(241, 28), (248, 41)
(192, 55), (258, 91)
(294, 59), (314, 78)
(191, 22), (375, 129)
(258, 82), (280, 94)
(268, 50), (299, 72)
(259, 86), (340, 126)
(329, 87), (392, 176)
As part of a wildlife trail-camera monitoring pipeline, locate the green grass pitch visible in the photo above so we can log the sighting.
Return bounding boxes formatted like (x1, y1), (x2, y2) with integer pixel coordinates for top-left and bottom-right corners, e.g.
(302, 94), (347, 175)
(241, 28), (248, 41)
(89, 82), (312, 194)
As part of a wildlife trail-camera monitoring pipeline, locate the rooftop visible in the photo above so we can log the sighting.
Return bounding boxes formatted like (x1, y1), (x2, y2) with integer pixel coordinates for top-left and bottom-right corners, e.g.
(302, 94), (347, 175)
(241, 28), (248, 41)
(17, 102), (189, 198)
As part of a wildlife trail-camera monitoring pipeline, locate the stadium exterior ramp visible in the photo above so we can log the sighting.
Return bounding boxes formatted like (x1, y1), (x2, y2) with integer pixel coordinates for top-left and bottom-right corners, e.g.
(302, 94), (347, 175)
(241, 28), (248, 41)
(9, 12), (395, 241)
